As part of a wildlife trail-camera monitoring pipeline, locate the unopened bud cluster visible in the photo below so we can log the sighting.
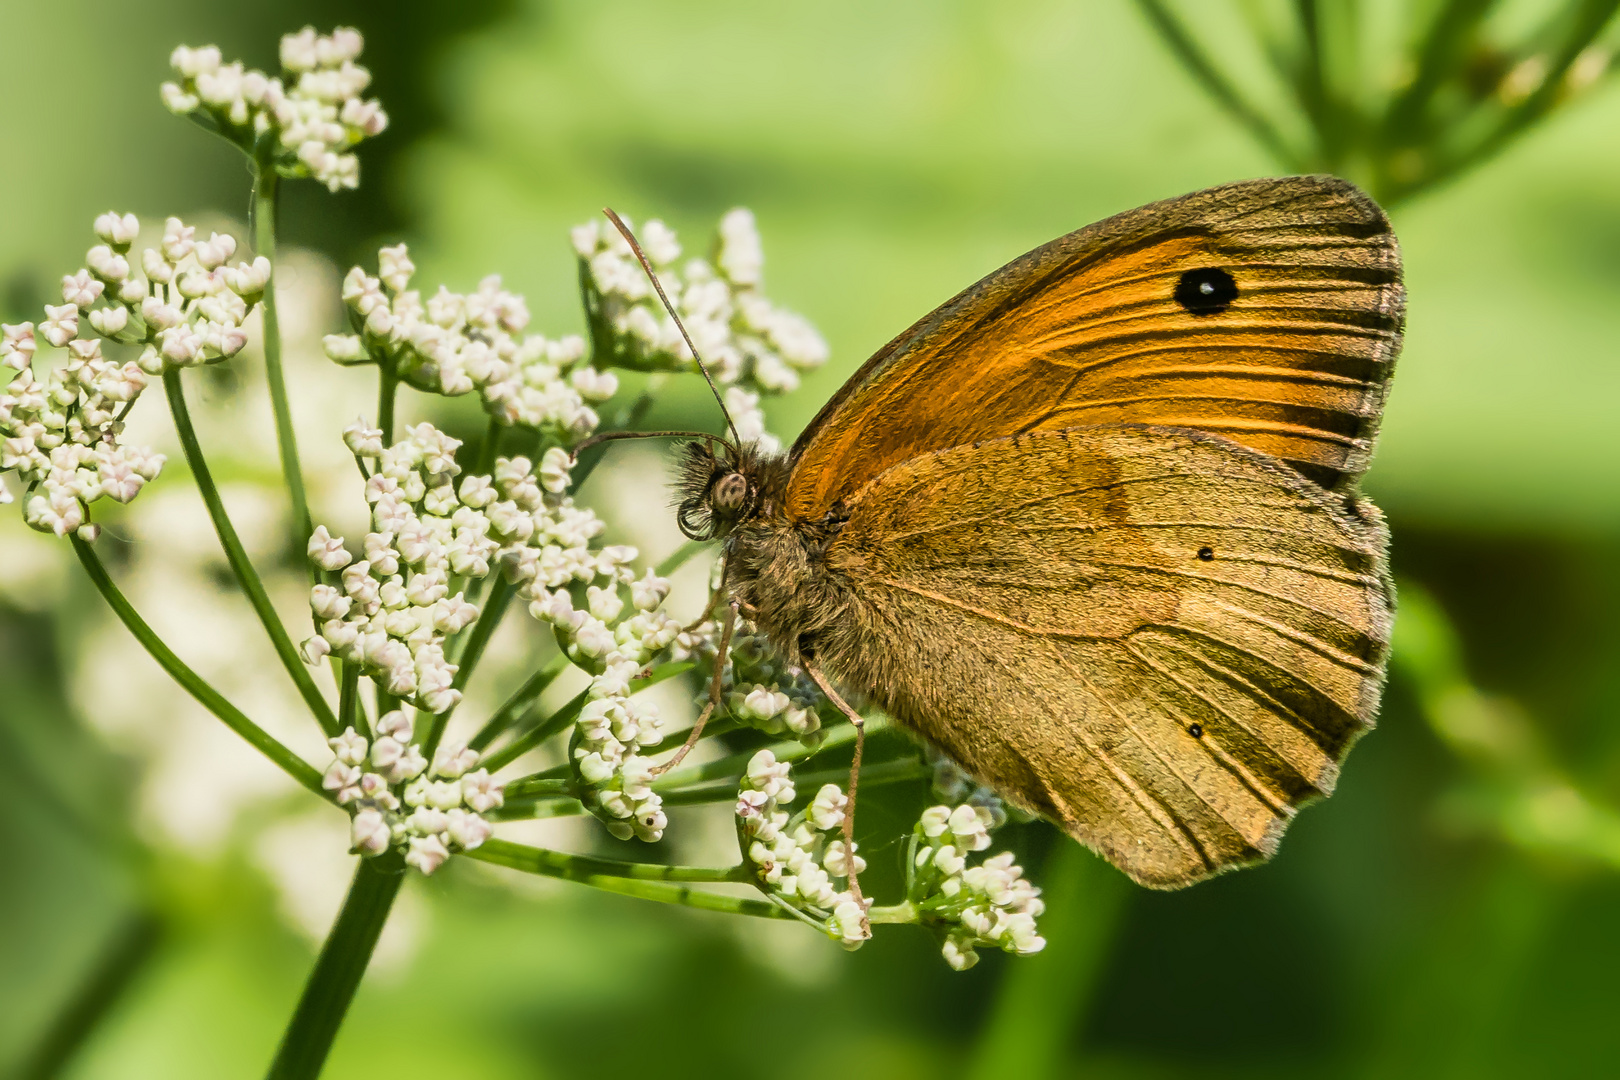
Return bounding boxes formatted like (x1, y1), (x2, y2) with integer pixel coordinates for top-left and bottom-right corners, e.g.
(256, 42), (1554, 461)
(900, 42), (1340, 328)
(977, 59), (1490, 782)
(718, 630), (825, 744)
(0, 210), (271, 534)
(328, 245), (614, 443)
(519, 452), (688, 841)
(163, 27), (386, 191)
(573, 210), (827, 451)
(908, 804), (1046, 970)
(736, 750), (870, 947)
(323, 711), (504, 874)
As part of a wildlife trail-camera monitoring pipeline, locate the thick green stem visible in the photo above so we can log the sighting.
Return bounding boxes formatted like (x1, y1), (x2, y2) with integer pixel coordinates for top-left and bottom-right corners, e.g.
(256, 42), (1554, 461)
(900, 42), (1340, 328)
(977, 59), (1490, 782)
(467, 839), (788, 918)
(163, 369), (340, 737)
(474, 415), (502, 476)
(71, 537), (324, 795)
(16, 908), (164, 1080)
(265, 853), (405, 1080)
(250, 165), (313, 562)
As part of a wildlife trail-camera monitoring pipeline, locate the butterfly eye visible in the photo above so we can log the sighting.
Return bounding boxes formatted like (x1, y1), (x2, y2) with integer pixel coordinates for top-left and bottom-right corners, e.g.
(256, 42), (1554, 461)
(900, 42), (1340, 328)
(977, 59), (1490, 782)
(711, 472), (749, 512)
(1174, 267), (1237, 316)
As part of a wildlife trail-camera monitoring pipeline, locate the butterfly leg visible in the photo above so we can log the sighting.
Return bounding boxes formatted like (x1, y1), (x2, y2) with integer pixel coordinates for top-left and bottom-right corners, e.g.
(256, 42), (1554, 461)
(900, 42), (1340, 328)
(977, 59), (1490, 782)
(682, 553), (732, 633)
(652, 598), (738, 777)
(805, 662), (872, 940)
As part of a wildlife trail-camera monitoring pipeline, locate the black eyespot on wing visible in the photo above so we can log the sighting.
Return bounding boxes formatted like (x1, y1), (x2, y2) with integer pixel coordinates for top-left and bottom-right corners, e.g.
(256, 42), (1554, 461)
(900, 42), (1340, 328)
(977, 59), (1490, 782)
(1188, 723), (1203, 738)
(1174, 267), (1237, 316)
(1196, 546), (1215, 561)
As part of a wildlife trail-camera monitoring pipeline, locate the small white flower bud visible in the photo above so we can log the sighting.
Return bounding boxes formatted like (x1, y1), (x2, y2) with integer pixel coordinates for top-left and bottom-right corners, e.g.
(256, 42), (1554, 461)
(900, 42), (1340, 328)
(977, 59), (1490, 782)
(377, 243), (414, 292)
(445, 808), (492, 850)
(307, 525), (352, 570)
(88, 307), (129, 336)
(405, 834), (450, 874)
(94, 212), (140, 247)
(351, 809), (392, 856)
(342, 419), (384, 456)
(328, 726), (369, 766)
(160, 81), (200, 113)
(460, 769), (504, 813)
(586, 584), (624, 623)
(324, 333), (369, 364)
(431, 742), (479, 780)
(538, 446), (572, 493)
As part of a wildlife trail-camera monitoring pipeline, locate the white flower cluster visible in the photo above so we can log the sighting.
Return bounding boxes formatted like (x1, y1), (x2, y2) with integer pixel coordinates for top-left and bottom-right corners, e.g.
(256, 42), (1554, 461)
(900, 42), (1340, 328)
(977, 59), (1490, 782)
(125, 216), (269, 371)
(910, 804), (1046, 970)
(0, 326), (162, 537)
(573, 210), (827, 447)
(725, 634), (824, 743)
(162, 27), (387, 192)
(514, 454), (690, 841)
(0, 212), (267, 533)
(323, 711), (505, 874)
(300, 422), (502, 714)
(736, 749), (870, 947)
(328, 245), (614, 443)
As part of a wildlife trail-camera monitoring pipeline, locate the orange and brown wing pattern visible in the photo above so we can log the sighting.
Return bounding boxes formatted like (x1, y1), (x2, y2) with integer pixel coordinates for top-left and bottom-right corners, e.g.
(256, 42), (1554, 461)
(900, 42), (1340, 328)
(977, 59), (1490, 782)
(785, 176), (1403, 521)
(819, 426), (1393, 887)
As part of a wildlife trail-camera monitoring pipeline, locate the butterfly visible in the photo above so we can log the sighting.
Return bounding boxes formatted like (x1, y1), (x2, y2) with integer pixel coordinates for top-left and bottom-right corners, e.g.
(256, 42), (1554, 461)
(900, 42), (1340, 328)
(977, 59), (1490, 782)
(594, 175), (1402, 897)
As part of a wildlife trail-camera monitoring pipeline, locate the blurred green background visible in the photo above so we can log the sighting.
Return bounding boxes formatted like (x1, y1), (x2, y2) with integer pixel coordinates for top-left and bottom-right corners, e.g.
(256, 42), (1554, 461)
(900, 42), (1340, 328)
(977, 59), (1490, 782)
(4, 1), (1620, 1077)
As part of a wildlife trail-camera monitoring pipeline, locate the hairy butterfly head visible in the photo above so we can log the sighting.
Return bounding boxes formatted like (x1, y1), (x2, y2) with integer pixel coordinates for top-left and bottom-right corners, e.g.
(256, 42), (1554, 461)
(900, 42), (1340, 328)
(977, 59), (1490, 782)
(674, 440), (765, 541)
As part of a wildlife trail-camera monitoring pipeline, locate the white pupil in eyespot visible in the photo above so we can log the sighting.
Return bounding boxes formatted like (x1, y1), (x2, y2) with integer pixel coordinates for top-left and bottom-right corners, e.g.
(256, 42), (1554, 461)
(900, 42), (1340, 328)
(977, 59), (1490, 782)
(1200, 281), (1215, 294)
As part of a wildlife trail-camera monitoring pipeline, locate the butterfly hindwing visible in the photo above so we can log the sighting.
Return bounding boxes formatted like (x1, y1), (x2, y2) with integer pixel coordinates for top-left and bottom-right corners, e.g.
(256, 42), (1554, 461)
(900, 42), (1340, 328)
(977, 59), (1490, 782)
(815, 425), (1393, 887)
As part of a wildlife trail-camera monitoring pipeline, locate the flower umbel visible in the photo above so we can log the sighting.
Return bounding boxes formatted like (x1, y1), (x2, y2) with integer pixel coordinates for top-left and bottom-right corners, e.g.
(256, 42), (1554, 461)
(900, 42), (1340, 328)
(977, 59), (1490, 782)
(321, 711), (502, 873)
(162, 27), (387, 191)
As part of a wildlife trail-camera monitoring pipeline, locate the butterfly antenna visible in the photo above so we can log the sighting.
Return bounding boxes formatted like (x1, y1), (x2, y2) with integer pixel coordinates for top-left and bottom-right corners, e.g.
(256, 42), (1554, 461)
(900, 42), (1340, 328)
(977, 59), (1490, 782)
(602, 208), (742, 450)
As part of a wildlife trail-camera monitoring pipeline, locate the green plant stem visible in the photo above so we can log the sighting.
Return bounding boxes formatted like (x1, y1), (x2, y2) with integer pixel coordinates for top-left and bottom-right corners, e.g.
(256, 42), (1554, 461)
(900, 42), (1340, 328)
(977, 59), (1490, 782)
(421, 572), (514, 756)
(481, 688), (588, 773)
(250, 164), (313, 563)
(655, 757), (928, 808)
(965, 842), (1130, 1080)
(16, 908), (164, 1080)
(1416, 0), (1620, 198)
(72, 537), (324, 795)
(444, 579), (516, 693)
(469, 653), (570, 751)
(654, 716), (886, 791)
(1132, 0), (1305, 169)
(265, 853), (405, 1080)
(338, 663), (362, 736)
(163, 369), (340, 737)
(481, 661), (692, 772)
(467, 839), (790, 918)
(654, 538), (708, 577)
(377, 364), (399, 445)
(474, 415), (502, 475)
(500, 777), (575, 801)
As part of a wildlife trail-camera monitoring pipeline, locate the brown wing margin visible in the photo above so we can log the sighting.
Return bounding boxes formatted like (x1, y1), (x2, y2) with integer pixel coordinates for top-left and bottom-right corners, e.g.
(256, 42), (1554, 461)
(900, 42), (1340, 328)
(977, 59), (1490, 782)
(786, 175), (1404, 521)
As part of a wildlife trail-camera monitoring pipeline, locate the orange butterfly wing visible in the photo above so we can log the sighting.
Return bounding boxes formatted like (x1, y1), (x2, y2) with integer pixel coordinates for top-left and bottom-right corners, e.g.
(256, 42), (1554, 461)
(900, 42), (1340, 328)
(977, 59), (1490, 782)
(784, 175), (1404, 521)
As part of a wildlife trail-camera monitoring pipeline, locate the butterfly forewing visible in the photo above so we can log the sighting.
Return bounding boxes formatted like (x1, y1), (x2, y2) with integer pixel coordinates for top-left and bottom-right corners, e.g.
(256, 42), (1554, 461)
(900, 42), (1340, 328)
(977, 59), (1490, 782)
(785, 176), (1403, 522)
(816, 426), (1393, 887)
